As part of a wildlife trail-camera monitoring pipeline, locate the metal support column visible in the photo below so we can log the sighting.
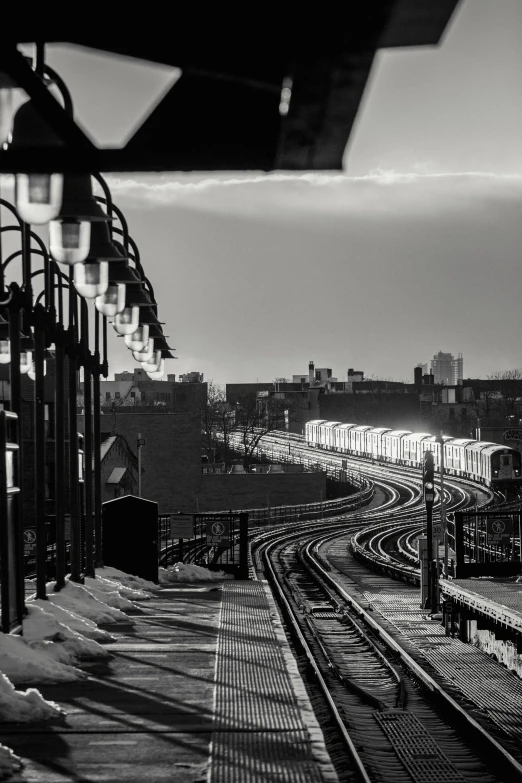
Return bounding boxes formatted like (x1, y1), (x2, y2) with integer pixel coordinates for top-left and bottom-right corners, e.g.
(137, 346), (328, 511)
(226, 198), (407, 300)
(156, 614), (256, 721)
(34, 306), (47, 599)
(54, 333), (66, 589)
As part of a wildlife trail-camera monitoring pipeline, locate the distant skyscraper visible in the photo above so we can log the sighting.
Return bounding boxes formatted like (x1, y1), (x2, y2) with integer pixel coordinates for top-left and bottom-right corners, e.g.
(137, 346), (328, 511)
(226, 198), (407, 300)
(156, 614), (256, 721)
(430, 352), (463, 385)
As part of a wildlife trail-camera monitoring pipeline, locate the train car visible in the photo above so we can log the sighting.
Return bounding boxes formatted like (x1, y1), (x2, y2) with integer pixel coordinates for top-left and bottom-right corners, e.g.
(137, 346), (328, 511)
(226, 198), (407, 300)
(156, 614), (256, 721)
(480, 444), (521, 486)
(401, 433), (431, 466)
(306, 420), (326, 447)
(349, 425), (372, 456)
(366, 427), (391, 460)
(422, 435), (453, 470)
(382, 430), (411, 462)
(444, 438), (476, 476)
(334, 423), (355, 453)
(318, 421), (341, 449)
(465, 441), (497, 482)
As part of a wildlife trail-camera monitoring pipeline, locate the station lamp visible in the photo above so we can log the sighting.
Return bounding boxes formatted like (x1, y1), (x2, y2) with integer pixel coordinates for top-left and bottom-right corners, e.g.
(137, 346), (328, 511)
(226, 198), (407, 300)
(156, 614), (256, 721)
(50, 174), (111, 264)
(0, 315), (10, 364)
(9, 100), (63, 224)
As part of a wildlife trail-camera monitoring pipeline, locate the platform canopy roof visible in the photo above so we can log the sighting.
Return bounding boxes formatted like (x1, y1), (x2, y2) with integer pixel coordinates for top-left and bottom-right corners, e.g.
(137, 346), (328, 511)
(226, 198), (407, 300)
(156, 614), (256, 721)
(1, 1), (459, 173)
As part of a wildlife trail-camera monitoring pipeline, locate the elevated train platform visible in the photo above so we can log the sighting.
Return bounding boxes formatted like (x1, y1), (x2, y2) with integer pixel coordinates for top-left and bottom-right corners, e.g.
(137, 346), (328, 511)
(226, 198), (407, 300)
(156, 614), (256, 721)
(1, 581), (337, 783)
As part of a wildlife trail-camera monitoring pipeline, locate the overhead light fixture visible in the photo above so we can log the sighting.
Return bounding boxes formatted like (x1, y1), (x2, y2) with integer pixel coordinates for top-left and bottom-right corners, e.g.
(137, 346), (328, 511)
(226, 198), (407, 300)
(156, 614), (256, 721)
(10, 100), (63, 224)
(146, 360), (165, 380)
(124, 324), (149, 352)
(0, 315), (10, 364)
(28, 359), (47, 381)
(140, 350), (162, 373)
(95, 283), (126, 317)
(74, 261), (109, 299)
(131, 338), (154, 363)
(50, 190), (113, 265)
(113, 306), (140, 335)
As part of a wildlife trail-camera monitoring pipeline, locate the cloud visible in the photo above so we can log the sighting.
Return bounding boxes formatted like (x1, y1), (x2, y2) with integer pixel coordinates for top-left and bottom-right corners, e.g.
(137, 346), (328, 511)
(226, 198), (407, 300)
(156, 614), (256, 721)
(106, 170), (522, 223)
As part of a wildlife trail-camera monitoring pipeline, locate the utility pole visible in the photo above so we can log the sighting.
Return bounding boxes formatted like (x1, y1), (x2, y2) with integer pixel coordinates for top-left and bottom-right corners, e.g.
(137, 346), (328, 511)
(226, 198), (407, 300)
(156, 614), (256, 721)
(137, 433), (146, 497)
(439, 431), (448, 580)
(423, 450), (435, 611)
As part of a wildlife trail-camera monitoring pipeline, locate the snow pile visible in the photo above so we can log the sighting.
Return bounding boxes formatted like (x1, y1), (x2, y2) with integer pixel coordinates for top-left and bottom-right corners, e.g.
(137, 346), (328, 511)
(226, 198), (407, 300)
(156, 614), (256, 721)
(159, 563), (232, 583)
(0, 633), (86, 685)
(86, 574), (152, 601)
(0, 742), (22, 779)
(31, 599), (115, 643)
(84, 577), (144, 612)
(0, 671), (63, 722)
(23, 604), (110, 663)
(97, 566), (156, 593)
(45, 580), (132, 625)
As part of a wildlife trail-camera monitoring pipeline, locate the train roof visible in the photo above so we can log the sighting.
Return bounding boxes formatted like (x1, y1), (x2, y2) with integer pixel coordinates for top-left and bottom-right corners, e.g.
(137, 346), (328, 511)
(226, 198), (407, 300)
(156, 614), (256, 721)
(481, 444), (519, 456)
(423, 435), (453, 443)
(368, 427), (392, 435)
(353, 425), (372, 432)
(466, 441), (498, 453)
(322, 421), (342, 428)
(449, 438), (477, 446)
(387, 430), (412, 437)
(405, 433), (432, 443)
(307, 420), (327, 426)
(336, 423), (356, 430)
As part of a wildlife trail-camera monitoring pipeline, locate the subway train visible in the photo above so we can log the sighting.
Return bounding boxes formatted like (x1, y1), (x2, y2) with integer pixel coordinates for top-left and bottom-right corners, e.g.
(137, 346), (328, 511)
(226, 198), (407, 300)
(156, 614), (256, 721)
(305, 420), (522, 488)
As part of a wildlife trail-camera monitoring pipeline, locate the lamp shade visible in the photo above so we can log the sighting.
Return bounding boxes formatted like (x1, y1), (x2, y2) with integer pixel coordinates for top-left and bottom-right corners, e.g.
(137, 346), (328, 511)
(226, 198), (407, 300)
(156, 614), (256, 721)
(95, 283), (126, 317)
(137, 306), (164, 325)
(20, 350), (32, 375)
(113, 306), (140, 335)
(16, 173), (63, 225)
(146, 360), (165, 380)
(0, 316), (10, 364)
(84, 221), (126, 263)
(49, 219), (91, 264)
(54, 174), (109, 223)
(131, 338), (154, 363)
(124, 324), (149, 352)
(74, 261), (109, 299)
(107, 261), (143, 285)
(140, 350), (162, 373)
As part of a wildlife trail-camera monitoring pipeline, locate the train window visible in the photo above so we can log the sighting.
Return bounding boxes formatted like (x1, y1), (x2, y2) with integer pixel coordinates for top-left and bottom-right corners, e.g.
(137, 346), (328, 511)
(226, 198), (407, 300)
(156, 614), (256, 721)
(502, 456), (511, 466)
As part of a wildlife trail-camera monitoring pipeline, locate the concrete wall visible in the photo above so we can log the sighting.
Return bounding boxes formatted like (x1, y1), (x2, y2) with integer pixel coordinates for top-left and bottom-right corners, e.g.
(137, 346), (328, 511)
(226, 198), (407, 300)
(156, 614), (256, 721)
(197, 471), (326, 512)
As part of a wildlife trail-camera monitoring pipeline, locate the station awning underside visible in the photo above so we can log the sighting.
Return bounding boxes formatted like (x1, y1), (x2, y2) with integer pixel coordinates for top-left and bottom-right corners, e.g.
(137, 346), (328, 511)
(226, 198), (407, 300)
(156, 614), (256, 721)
(1, 1), (459, 172)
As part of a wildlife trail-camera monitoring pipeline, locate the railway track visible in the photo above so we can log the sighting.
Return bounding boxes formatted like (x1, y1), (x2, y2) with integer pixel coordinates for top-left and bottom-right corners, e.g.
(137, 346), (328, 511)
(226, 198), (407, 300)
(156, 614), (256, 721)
(252, 514), (522, 783)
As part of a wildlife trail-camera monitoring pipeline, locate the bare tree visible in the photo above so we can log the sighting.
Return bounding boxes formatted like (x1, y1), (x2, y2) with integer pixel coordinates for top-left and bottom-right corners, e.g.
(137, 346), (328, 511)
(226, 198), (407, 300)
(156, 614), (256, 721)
(201, 381), (234, 467)
(232, 392), (305, 469)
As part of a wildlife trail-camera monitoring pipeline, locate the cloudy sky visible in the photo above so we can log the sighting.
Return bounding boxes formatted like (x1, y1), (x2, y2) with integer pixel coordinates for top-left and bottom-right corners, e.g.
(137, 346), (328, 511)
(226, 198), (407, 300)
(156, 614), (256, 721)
(28, 0), (522, 383)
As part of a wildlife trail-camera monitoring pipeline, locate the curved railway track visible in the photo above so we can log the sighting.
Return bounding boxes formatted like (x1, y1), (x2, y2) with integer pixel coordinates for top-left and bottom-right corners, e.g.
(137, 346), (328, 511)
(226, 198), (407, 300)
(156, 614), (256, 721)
(228, 430), (522, 781)
(251, 510), (522, 783)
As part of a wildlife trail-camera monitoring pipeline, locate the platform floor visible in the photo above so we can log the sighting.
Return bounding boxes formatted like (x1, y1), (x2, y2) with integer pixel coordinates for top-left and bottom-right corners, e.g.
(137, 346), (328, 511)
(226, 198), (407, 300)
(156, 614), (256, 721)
(2, 582), (338, 783)
(441, 576), (522, 632)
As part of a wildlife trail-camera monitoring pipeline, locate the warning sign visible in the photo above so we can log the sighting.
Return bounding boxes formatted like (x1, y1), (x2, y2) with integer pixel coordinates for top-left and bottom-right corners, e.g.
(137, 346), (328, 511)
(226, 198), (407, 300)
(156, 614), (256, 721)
(23, 529), (36, 557)
(486, 518), (512, 545)
(170, 515), (194, 539)
(206, 519), (230, 547)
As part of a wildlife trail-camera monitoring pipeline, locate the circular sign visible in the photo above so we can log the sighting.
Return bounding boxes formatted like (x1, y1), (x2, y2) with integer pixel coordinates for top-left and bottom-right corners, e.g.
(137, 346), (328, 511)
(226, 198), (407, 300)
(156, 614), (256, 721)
(492, 519), (506, 534)
(23, 530), (36, 544)
(211, 521), (225, 536)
